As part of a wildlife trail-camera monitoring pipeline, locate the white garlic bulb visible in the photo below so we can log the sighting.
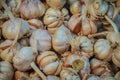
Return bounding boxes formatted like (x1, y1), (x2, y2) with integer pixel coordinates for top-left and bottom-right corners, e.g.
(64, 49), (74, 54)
(52, 25), (71, 54)
(30, 29), (51, 53)
(13, 47), (36, 71)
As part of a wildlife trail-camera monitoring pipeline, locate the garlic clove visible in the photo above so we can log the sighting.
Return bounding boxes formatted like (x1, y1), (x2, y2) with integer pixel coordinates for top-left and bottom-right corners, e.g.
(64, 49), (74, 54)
(43, 61), (59, 75)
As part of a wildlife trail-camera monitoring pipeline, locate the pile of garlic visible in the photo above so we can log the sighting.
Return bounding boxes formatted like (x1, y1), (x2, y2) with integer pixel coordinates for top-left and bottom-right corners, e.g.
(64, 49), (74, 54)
(0, 0), (120, 80)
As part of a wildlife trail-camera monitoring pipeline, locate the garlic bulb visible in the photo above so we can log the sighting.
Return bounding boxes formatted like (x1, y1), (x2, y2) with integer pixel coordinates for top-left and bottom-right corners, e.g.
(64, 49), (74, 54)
(60, 68), (81, 80)
(90, 58), (111, 77)
(47, 75), (60, 80)
(52, 25), (71, 54)
(43, 8), (69, 34)
(2, 18), (30, 40)
(13, 47), (36, 71)
(79, 56), (90, 78)
(46, 0), (66, 10)
(62, 51), (81, 67)
(19, 0), (46, 19)
(79, 36), (94, 58)
(81, 18), (97, 35)
(116, 0), (120, 13)
(0, 40), (21, 63)
(0, 61), (14, 80)
(112, 47), (120, 68)
(67, 14), (81, 34)
(30, 29), (51, 53)
(70, 1), (82, 15)
(37, 51), (62, 75)
(28, 19), (43, 29)
(94, 39), (112, 61)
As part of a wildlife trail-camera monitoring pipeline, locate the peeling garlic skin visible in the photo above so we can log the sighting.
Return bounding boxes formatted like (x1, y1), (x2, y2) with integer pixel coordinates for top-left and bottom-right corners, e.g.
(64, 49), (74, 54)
(30, 29), (51, 52)
(52, 25), (71, 54)
(94, 39), (112, 60)
(20, 0), (46, 19)
(90, 58), (111, 76)
(0, 61), (14, 80)
(13, 47), (35, 71)
(68, 14), (81, 34)
(37, 51), (62, 75)
(46, 0), (66, 10)
(60, 68), (81, 80)
(2, 18), (30, 40)
(43, 8), (70, 34)
(79, 56), (90, 78)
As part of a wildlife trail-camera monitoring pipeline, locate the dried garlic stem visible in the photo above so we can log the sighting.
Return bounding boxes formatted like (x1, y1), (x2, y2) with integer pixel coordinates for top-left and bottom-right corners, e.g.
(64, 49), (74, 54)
(88, 31), (110, 38)
(82, 74), (89, 80)
(105, 15), (119, 33)
(15, 0), (22, 12)
(31, 62), (47, 80)
(10, 21), (22, 48)
(0, 0), (15, 21)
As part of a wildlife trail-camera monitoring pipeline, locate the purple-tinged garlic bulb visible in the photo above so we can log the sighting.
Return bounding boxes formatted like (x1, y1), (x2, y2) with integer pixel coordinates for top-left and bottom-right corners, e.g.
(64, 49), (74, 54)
(46, 0), (66, 10)
(30, 29), (51, 53)
(52, 25), (71, 54)
(43, 8), (69, 34)
(13, 47), (36, 71)
(60, 68), (81, 80)
(37, 51), (62, 75)
(19, 0), (46, 19)
(0, 61), (14, 80)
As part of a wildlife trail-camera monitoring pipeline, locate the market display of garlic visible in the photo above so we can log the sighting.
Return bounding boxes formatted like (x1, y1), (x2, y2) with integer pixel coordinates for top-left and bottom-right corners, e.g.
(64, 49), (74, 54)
(43, 8), (69, 34)
(0, 61), (14, 80)
(37, 51), (62, 75)
(19, 0), (46, 19)
(0, 0), (120, 80)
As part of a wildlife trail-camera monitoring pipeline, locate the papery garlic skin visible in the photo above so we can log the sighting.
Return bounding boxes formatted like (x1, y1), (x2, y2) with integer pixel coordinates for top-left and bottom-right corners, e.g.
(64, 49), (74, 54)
(2, 18), (30, 40)
(19, 0), (46, 19)
(13, 47), (35, 71)
(28, 19), (43, 29)
(44, 8), (69, 34)
(60, 68), (81, 80)
(46, 0), (66, 10)
(90, 58), (111, 76)
(94, 39), (112, 60)
(67, 14), (81, 34)
(52, 25), (71, 54)
(30, 29), (51, 52)
(0, 61), (14, 80)
(37, 51), (62, 75)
